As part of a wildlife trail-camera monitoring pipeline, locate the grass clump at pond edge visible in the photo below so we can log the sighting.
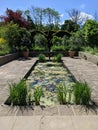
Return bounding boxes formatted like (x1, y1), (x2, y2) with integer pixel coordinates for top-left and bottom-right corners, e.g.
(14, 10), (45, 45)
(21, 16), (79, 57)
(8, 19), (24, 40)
(5, 79), (92, 106)
(5, 80), (27, 106)
(57, 82), (92, 106)
(74, 82), (91, 105)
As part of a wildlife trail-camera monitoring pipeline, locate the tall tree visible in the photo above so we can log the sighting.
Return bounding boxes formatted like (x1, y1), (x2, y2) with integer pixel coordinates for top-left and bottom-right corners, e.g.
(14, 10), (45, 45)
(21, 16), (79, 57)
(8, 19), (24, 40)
(66, 9), (89, 25)
(61, 20), (80, 33)
(83, 19), (98, 47)
(2, 8), (29, 29)
(43, 8), (60, 30)
(30, 6), (44, 30)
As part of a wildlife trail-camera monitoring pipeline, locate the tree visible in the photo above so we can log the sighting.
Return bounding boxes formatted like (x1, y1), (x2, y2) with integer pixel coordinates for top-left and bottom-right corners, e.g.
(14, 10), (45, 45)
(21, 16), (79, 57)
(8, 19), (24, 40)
(52, 36), (62, 45)
(43, 8), (60, 30)
(24, 10), (35, 30)
(30, 7), (60, 30)
(5, 22), (20, 49)
(34, 33), (47, 49)
(66, 9), (90, 25)
(61, 20), (79, 33)
(83, 19), (98, 47)
(5, 22), (31, 50)
(30, 6), (44, 30)
(3, 8), (29, 29)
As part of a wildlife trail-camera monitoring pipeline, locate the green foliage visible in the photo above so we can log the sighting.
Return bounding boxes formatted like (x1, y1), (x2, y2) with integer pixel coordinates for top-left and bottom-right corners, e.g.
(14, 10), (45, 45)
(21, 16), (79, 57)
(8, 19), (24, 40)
(74, 82), (91, 105)
(5, 22), (20, 49)
(96, 62), (98, 66)
(83, 46), (98, 56)
(38, 54), (46, 62)
(56, 54), (62, 62)
(4, 23), (32, 51)
(33, 86), (43, 105)
(83, 20), (98, 47)
(67, 32), (84, 51)
(8, 80), (27, 106)
(34, 34), (47, 49)
(57, 83), (67, 104)
(20, 46), (29, 51)
(20, 33), (31, 49)
(61, 20), (80, 33)
(0, 26), (7, 38)
(0, 38), (11, 56)
(51, 45), (65, 51)
(52, 36), (62, 45)
(32, 45), (45, 51)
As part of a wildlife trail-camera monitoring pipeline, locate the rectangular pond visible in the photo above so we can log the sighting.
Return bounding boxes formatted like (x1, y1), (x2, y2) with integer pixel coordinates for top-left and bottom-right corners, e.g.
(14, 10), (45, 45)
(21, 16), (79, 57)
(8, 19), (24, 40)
(27, 61), (75, 106)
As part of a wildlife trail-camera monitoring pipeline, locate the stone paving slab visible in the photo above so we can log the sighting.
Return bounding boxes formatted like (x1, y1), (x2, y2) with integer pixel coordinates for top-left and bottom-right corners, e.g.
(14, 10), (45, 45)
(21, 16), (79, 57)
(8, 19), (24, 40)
(62, 57), (98, 101)
(13, 116), (41, 130)
(0, 105), (98, 116)
(0, 116), (16, 130)
(0, 116), (98, 130)
(0, 58), (37, 105)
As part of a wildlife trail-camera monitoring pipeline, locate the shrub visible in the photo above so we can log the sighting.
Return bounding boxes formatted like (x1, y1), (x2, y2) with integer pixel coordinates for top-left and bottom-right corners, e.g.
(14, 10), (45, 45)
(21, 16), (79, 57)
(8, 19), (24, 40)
(5, 22), (20, 49)
(33, 86), (43, 105)
(83, 46), (98, 56)
(57, 83), (67, 104)
(32, 45), (45, 51)
(56, 54), (62, 62)
(74, 82), (91, 105)
(34, 34), (47, 49)
(0, 38), (11, 55)
(38, 54), (46, 62)
(51, 45), (65, 51)
(52, 36), (62, 46)
(6, 80), (27, 106)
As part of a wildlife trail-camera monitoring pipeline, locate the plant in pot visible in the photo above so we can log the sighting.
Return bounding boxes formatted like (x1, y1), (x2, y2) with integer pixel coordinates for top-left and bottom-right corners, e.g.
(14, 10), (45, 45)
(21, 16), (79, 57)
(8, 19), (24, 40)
(68, 45), (76, 58)
(21, 46), (29, 58)
(20, 34), (31, 58)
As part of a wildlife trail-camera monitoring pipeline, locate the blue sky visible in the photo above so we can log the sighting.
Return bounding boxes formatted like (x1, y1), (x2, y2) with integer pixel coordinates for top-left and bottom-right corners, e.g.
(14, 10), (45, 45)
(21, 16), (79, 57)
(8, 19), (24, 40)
(0, 0), (98, 22)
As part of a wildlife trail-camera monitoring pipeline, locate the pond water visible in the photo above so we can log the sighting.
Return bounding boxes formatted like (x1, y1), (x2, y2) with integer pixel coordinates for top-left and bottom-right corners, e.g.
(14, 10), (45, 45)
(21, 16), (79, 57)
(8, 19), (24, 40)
(27, 62), (75, 106)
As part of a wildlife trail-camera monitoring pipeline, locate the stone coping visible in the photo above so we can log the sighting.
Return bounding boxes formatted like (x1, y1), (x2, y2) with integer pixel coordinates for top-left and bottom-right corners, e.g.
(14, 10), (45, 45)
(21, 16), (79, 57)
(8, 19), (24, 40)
(0, 53), (19, 66)
(79, 51), (98, 64)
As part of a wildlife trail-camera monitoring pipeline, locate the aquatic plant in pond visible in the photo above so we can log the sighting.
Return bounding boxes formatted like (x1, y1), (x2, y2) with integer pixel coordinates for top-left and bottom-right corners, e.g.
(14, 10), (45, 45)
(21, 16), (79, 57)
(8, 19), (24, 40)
(74, 82), (91, 105)
(27, 62), (75, 105)
(6, 80), (27, 106)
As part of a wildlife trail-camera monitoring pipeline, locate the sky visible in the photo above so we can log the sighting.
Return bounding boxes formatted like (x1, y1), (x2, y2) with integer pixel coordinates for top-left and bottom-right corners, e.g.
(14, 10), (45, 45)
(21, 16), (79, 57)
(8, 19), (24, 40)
(0, 0), (98, 23)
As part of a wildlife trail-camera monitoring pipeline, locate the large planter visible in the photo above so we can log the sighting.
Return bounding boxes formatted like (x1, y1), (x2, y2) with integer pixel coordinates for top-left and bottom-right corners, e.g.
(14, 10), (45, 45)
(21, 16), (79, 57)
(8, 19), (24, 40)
(22, 51), (29, 58)
(69, 51), (75, 58)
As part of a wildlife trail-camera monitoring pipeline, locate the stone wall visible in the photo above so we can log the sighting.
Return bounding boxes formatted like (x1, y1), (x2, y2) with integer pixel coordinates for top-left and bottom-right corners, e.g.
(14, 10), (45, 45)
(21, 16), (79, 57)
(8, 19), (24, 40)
(0, 53), (19, 66)
(79, 51), (98, 64)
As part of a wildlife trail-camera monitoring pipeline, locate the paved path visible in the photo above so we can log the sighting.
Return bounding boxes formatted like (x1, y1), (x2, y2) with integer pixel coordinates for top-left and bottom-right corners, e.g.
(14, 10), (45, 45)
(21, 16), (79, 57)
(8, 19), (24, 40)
(0, 115), (98, 130)
(0, 58), (37, 105)
(62, 57), (98, 101)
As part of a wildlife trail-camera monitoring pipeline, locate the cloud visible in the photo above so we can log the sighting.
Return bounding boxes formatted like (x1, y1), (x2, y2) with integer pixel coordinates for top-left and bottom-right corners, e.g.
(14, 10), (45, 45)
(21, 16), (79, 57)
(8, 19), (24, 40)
(80, 4), (85, 9)
(80, 12), (93, 20)
(60, 14), (64, 17)
(79, 12), (94, 24)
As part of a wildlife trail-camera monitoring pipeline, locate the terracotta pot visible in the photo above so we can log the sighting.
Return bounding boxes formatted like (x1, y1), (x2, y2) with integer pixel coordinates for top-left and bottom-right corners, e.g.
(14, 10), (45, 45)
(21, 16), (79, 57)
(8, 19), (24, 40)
(69, 51), (75, 58)
(22, 51), (29, 58)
